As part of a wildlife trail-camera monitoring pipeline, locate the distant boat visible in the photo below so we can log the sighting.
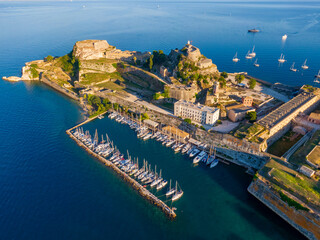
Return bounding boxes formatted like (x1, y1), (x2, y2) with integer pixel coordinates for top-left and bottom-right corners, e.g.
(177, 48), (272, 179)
(278, 53), (286, 63)
(210, 158), (219, 168)
(166, 180), (175, 197)
(315, 70), (320, 78)
(282, 34), (288, 40)
(245, 50), (253, 59)
(248, 29), (260, 33)
(232, 52), (240, 62)
(248, 46), (256, 58)
(254, 58), (259, 67)
(290, 62), (297, 72)
(301, 59), (309, 70)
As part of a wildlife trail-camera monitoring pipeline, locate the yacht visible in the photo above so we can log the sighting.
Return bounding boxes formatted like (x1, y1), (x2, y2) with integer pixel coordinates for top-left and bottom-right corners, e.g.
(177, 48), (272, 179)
(301, 59), (309, 70)
(248, 28), (260, 33)
(189, 148), (200, 158)
(171, 181), (183, 202)
(290, 62), (297, 72)
(193, 151), (208, 164)
(232, 52), (240, 62)
(248, 46), (256, 58)
(315, 70), (320, 78)
(210, 158), (219, 168)
(253, 58), (259, 67)
(156, 179), (168, 190)
(166, 180), (176, 197)
(282, 34), (287, 40)
(278, 54), (286, 63)
(245, 51), (252, 59)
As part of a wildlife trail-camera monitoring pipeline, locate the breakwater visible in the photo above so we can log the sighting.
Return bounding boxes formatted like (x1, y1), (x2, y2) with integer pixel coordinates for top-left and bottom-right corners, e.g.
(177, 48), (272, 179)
(66, 119), (177, 219)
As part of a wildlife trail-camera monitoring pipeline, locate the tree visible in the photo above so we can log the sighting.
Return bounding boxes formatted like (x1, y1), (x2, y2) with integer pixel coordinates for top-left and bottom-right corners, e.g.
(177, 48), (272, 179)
(45, 55), (54, 62)
(221, 71), (228, 78)
(249, 78), (256, 89)
(141, 113), (149, 121)
(218, 76), (226, 88)
(133, 56), (137, 65)
(235, 74), (245, 83)
(184, 118), (192, 124)
(149, 55), (154, 71)
(153, 92), (161, 100)
(246, 111), (257, 122)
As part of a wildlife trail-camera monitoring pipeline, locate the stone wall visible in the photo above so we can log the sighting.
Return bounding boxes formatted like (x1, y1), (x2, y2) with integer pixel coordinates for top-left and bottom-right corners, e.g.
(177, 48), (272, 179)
(121, 66), (166, 92)
(168, 84), (198, 102)
(248, 179), (320, 240)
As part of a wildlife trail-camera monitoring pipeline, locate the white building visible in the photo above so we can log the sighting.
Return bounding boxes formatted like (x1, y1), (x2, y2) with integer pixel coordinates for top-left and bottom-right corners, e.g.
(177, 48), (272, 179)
(174, 100), (220, 126)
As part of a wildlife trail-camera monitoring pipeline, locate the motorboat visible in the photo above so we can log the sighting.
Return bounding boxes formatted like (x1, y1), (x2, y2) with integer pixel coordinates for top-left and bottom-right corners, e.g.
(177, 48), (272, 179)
(193, 151), (207, 164)
(248, 28), (260, 33)
(210, 159), (219, 168)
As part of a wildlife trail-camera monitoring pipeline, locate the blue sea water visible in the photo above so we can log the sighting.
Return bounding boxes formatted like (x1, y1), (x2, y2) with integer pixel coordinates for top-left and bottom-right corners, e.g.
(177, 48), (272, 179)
(0, 1), (318, 239)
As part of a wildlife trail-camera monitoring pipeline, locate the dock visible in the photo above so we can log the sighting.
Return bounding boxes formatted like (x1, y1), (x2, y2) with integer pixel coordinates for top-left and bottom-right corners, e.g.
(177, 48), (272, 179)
(66, 122), (177, 219)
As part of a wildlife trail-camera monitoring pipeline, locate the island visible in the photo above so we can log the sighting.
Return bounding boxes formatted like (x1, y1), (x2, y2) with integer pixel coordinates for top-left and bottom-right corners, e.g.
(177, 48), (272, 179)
(3, 40), (320, 239)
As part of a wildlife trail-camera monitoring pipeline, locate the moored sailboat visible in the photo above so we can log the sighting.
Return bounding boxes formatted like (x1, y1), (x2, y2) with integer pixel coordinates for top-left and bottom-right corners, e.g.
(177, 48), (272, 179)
(172, 181), (183, 201)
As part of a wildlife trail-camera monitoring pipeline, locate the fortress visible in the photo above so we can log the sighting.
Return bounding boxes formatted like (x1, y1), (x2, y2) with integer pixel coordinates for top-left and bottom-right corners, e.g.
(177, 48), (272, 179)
(73, 40), (150, 62)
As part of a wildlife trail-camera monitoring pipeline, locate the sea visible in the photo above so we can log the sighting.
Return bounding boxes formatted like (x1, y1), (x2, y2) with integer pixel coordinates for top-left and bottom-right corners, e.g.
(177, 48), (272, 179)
(1, 1), (319, 239)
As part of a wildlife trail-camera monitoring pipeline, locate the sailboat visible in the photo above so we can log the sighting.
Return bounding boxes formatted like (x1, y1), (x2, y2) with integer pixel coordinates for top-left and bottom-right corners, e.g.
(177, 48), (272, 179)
(166, 179), (176, 196)
(301, 59), (309, 70)
(245, 50), (252, 59)
(278, 54), (286, 63)
(248, 46), (256, 58)
(172, 181), (183, 201)
(206, 146), (216, 165)
(290, 62), (297, 72)
(314, 70), (320, 83)
(253, 58), (259, 67)
(232, 52), (240, 62)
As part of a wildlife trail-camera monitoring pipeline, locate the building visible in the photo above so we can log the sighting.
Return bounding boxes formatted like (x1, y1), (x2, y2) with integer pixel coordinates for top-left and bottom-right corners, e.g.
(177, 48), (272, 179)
(257, 92), (320, 147)
(162, 126), (189, 140)
(242, 96), (253, 107)
(168, 84), (198, 102)
(227, 106), (255, 122)
(174, 100), (220, 125)
(143, 119), (159, 129)
(308, 112), (320, 124)
(299, 165), (315, 178)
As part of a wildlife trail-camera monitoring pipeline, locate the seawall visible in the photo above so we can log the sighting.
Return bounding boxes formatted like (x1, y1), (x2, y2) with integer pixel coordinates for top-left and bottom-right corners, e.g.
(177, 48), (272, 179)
(248, 179), (320, 240)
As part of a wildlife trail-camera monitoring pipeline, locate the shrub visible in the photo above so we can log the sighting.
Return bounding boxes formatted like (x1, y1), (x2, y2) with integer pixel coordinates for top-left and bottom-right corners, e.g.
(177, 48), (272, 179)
(249, 79), (256, 89)
(235, 74), (245, 83)
(184, 118), (192, 124)
(279, 191), (309, 211)
(221, 71), (228, 78)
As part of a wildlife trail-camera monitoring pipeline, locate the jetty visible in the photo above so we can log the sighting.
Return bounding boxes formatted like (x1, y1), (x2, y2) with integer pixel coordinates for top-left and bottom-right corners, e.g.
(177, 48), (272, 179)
(66, 120), (177, 219)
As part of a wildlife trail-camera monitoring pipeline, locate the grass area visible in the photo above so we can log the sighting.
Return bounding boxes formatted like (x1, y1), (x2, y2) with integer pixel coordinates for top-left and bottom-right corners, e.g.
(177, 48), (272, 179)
(262, 160), (320, 204)
(83, 58), (117, 64)
(95, 81), (125, 92)
(278, 191), (309, 211)
(268, 131), (302, 157)
(290, 130), (320, 166)
(81, 72), (123, 85)
(233, 123), (265, 143)
(156, 102), (174, 111)
(306, 146), (320, 166)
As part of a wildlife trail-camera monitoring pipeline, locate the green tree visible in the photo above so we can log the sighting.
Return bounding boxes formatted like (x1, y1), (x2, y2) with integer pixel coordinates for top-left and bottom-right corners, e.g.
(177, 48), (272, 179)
(184, 118), (192, 124)
(149, 55), (154, 71)
(113, 103), (119, 111)
(218, 76), (226, 88)
(153, 92), (161, 100)
(249, 78), (256, 89)
(235, 74), (245, 83)
(133, 56), (137, 65)
(141, 113), (149, 121)
(45, 55), (54, 62)
(246, 111), (257, 122)
(221, 71), (228, 78)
